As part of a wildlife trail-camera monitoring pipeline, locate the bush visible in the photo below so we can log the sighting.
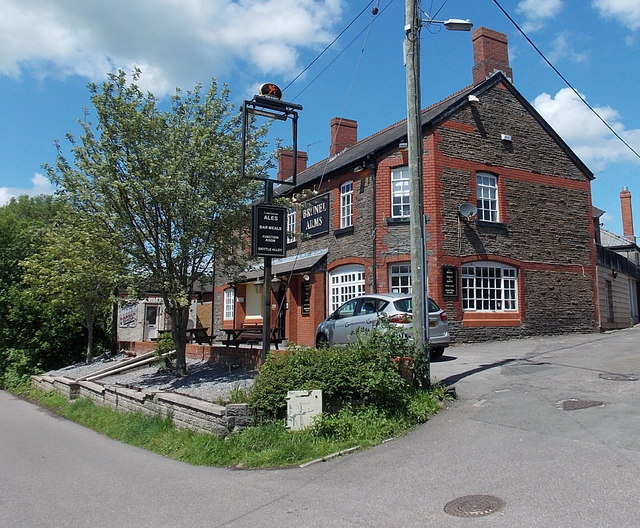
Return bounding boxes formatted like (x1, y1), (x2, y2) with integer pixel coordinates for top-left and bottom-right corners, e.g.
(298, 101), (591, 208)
(154, 332), (175, 367)
(249, 324), (416, 418)
(0, 347), (42, 389)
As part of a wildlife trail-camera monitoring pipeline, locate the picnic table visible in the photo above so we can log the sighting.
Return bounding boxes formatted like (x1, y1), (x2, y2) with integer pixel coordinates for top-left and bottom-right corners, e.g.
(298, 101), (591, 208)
(187, 327), (217, 345)
(221, 325), (282, 349)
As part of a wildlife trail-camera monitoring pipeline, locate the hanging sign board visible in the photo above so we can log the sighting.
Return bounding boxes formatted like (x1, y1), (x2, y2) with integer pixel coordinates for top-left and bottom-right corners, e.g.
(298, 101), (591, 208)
(442, 266), (458, 298)
(300, 194), (330, 237)
(251, 204), (287, 258)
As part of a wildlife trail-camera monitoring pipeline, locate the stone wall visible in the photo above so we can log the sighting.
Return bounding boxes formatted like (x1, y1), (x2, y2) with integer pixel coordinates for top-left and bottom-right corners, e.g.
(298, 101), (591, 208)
(31, 375), (254, 437)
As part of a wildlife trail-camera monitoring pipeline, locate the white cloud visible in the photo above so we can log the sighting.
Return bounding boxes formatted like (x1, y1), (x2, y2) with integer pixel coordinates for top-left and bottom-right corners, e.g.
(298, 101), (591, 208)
(593, 0), (640, 31)
(516, 0), (564, 32)
(547, 34), (589, 64)
(533, 88), (640, 171)
(0, 173), (55, 206)
(0, 0), (343, 95)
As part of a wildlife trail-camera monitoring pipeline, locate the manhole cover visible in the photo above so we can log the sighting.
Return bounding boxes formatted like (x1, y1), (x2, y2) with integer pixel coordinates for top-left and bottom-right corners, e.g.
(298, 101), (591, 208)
(444, 495), (506, 518)
(557, 399), (604, 411)
(599, 373), (639, 382)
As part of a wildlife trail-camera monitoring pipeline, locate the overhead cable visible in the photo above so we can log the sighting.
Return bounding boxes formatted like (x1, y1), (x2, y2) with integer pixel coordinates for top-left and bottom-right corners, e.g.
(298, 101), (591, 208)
(492, 0), (640, 162)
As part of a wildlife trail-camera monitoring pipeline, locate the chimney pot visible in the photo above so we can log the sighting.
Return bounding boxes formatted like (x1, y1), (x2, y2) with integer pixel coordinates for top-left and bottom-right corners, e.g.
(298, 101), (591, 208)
(277, 149), (308, 182)
(620, 187), (636, 244)
(472, 27), (513, 85)
(330, 117), (358, 157)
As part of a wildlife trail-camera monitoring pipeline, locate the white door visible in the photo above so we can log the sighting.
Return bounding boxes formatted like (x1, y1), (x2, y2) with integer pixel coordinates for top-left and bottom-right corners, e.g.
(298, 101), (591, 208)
(143, 304), (160, 340)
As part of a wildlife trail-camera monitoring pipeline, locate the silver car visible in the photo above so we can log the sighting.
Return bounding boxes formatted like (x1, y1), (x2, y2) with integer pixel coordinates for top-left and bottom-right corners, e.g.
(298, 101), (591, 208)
(315, 293), (450, 359)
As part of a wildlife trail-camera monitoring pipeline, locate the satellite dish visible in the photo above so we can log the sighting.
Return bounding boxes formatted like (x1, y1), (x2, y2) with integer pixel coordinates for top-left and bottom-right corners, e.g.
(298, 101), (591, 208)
(458, 203), (477, 219)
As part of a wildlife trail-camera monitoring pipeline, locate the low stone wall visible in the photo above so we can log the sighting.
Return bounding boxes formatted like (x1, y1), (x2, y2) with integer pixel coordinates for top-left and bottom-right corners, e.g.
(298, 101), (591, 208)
(117, 341), (264, 369)
(31, 375), (254, 437)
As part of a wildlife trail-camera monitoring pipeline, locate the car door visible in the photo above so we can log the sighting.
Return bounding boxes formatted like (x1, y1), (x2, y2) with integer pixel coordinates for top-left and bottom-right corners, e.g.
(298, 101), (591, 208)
(333, 297), (381, 344)
(330, 298), (361, 344)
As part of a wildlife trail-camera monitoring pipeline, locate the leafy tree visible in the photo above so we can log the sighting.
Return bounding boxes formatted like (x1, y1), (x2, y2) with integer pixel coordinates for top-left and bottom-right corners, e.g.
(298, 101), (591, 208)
(45, 70), (270, 376)
(0, 196), (91, 386)
(21, 221), (125, 362)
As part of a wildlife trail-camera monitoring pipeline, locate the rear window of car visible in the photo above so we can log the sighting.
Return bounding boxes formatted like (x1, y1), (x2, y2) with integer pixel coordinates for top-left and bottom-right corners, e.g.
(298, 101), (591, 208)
(393, 298), (412, 313)
(393, 297), (441, 313)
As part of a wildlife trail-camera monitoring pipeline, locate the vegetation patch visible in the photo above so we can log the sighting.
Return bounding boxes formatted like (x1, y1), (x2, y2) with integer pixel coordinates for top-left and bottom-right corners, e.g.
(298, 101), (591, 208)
(14, 381), (450, 468)
(12, 324), (451, 468)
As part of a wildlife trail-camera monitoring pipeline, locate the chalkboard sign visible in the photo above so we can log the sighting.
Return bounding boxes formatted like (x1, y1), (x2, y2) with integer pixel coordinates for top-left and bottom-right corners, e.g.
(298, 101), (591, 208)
(442, 266), (458, 298)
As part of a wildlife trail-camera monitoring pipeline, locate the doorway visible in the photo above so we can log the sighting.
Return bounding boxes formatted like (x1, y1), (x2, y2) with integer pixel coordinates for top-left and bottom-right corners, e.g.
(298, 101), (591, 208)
(143, 304), (160, 341)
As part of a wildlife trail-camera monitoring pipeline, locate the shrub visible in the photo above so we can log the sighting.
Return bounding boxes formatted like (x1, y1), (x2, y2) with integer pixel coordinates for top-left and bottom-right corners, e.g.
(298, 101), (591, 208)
(154, 332), (175, 368)
(249, 324), (413, 418)
(0, 347), (42, 389)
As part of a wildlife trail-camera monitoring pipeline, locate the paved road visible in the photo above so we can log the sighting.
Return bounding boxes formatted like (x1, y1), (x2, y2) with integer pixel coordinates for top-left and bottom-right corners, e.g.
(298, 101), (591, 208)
(1, 327), (639, 527)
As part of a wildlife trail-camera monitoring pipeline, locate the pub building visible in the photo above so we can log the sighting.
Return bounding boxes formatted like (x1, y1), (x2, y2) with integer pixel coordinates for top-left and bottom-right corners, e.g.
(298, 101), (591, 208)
(214, 28), (599, 348)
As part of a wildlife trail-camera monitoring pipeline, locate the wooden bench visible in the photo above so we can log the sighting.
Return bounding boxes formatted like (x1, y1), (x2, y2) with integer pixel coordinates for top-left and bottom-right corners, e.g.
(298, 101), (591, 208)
(221, 325), (282, 349)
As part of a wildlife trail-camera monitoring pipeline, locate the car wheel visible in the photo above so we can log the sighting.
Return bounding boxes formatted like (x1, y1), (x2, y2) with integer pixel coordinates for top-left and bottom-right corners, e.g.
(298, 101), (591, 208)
(429, 347), (445, 361)
(316, 333), (329, 348)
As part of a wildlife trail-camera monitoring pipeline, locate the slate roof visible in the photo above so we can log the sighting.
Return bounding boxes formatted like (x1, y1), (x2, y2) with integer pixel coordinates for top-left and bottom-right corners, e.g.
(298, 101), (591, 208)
(276, 72), (593, 196)
(600, 228), (638, 250)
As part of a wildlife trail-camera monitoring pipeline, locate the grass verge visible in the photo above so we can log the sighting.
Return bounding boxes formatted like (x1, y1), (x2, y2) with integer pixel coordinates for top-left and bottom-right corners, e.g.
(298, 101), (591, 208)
(11, 383), (452, 469)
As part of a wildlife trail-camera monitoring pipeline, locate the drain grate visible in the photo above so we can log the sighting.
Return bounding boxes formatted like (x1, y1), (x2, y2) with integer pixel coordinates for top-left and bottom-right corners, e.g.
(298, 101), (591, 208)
(599, 373), (639, 382)
(557, 399), (604, 411)
(444, 495), (506, 518)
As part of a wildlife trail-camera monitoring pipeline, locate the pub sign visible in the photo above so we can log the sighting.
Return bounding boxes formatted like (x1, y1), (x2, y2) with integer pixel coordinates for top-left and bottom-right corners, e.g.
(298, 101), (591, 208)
(251, 204), (287, 258)
(300, 194), (330, 237)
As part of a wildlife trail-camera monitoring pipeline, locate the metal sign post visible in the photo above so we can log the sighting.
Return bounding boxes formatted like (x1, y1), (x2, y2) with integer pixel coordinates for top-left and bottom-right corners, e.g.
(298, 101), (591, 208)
(241, 84), (302, 363)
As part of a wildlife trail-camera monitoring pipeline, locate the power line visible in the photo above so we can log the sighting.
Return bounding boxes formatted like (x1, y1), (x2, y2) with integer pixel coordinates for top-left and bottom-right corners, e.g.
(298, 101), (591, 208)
(289, 2), (393, 101)
(492, 0), (640, 162)
(282, 1), (377, 94)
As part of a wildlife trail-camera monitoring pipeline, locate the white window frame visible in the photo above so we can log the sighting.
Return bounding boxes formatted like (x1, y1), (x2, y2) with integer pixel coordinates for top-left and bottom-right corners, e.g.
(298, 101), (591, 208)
(287, 207), (296, 243)
(223, 288), (235, 320)
(389, 263), (412, 294)
(476, 172), (499, 222)
(391, 167), (410, 219)
(462, 262), (518, 311)
(340, 181), (353, 228)
(328, 264), (365, 313)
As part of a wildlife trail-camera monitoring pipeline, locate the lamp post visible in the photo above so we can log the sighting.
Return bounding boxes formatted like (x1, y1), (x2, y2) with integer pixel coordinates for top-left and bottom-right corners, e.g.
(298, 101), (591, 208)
(404, 0), (471, 383)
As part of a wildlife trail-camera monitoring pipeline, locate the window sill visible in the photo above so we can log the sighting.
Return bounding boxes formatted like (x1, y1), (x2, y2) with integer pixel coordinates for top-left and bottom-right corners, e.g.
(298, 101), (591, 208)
(475, 220), (509, 230)
(334, 226), (354, 237)
(462, 312), (521, 327)
(386, 217), (410, 226)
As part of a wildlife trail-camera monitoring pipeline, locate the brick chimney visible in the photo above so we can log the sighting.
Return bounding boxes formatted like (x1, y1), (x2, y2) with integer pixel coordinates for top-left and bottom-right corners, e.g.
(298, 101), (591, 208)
(472, 27), (513, 85)
(277, 149), (308, 182)
(620, 186), (636, 243)
(330, 117), (358, 157)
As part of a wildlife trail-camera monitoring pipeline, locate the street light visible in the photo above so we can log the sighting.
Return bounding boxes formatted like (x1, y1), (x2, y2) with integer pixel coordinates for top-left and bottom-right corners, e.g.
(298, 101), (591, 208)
(404, 0), (472, 384)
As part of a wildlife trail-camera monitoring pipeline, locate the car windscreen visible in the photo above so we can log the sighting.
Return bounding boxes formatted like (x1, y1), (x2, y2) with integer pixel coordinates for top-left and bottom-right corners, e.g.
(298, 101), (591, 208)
(428, 298), (441, 313)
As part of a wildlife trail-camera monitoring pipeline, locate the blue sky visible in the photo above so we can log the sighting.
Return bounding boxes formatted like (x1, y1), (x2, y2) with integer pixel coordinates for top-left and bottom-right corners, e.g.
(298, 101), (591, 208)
(1, 0), (639, 235)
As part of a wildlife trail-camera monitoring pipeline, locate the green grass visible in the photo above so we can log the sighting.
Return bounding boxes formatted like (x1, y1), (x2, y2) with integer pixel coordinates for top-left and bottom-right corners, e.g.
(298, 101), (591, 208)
(12, 383), (451, 468)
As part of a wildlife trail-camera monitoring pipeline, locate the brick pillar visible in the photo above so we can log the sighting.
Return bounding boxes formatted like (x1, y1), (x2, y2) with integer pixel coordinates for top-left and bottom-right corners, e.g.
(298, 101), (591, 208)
(330, 117), (358, 157)
(472, 27), (513, 85)
(620, 186), (636, 243)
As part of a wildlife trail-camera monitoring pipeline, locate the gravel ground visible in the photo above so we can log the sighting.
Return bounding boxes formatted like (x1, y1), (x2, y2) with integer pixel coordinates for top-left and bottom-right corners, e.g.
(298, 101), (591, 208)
(47, 355), (256, 403)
